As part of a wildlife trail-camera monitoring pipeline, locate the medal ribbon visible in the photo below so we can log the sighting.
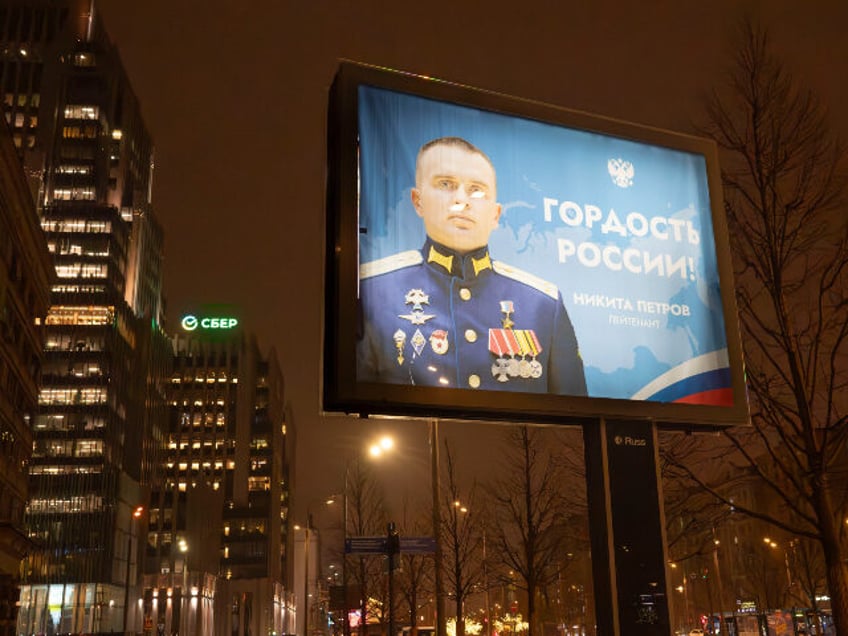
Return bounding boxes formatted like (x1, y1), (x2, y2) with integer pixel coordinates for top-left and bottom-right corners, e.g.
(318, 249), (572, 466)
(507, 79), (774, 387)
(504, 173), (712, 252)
(514, 330), (531, 357)
(518, 329), (542, 356)
(503, 330), (521, 357)
(488, 329), (507, 356)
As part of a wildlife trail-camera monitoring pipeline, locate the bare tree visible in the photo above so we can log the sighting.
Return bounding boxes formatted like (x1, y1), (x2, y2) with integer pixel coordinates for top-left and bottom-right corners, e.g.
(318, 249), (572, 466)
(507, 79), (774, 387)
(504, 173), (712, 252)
(398, 497), (434, 632)
(679, 18), (848, 632)
(440, 443), (484, 636)
(346, 458), (389, 636)
(487, 426), (571, 636)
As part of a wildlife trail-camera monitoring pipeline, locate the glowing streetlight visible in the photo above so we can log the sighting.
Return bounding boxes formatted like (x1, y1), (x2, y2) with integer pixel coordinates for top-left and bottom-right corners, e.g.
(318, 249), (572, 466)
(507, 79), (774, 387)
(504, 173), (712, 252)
(369, 435), (395, 458)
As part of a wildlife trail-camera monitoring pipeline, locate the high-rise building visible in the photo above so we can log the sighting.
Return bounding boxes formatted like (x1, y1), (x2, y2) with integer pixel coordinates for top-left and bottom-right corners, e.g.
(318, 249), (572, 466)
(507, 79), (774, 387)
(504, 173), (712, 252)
(0, 2), (171, 633)
(0, 114), (53, 636)
(145, 316), (294, 636)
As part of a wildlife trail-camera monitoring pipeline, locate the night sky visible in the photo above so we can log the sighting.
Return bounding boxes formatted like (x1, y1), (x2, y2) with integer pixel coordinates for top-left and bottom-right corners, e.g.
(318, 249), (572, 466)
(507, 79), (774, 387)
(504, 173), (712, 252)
(94, 1), (848, 523)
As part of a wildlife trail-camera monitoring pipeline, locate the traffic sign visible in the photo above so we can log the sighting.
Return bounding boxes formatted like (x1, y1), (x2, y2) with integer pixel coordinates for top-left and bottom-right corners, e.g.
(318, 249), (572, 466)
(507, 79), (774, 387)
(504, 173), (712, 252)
(345, 535), (436, 554)
(345, 536), (387, 554)
(400, 536), (436, 554)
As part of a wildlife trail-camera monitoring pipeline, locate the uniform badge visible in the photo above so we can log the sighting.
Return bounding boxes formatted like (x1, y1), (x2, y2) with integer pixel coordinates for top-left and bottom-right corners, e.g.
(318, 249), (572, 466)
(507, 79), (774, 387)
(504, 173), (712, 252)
(405, 289), (429, 311)
(399, 311), (435, 325)
(393, 329), (406, 365)
(411, 329), (427, 356)
(430, 330), (449, 355)
(400, 288), (435, 324)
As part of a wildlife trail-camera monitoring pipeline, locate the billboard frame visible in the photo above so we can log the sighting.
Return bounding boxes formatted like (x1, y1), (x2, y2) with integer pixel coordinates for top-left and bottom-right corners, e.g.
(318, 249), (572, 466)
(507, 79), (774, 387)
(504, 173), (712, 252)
(323, 60), (747, 428)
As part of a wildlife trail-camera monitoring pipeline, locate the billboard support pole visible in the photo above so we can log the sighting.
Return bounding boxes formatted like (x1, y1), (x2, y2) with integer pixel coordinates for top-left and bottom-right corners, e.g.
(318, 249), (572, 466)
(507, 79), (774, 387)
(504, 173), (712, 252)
(583, 418), (619, 636)
(583, 418), (672, 636)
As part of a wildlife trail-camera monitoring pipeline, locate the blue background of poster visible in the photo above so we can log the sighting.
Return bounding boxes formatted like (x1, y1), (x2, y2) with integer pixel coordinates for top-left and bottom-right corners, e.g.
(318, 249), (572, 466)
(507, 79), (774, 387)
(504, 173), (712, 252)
(357, 85), (730, 402)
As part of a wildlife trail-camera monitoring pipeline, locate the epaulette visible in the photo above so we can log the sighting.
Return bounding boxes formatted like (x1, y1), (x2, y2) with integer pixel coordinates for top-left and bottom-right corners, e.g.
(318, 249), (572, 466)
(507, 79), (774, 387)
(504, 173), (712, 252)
(360, 250), (423, 279)
(493, 261), (559, 299)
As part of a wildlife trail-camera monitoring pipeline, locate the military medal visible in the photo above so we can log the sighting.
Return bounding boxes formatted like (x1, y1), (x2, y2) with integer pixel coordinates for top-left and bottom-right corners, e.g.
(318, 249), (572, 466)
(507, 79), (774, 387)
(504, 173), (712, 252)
(520, 329), (544, 379)
(514, 330), (533, 378)
(491, 358), (510, 382)
(430, 330), (449, 355)
(393, 329), (406, 365)
(506, 339), (521, 377)
(499, 300), (515, 329)
(488, 329), (509, 382)
(530, 360), (543, 378)
(489, 329), (517, 382)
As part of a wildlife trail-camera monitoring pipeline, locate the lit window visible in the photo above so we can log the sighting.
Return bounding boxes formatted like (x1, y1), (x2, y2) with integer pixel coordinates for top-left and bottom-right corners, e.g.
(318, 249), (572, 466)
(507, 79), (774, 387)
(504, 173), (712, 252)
(64, 105), (99, 120)
(57, 164), (92, 175)
(45, 306), (114, 326)
(38, 387), (108, 405)
(73, 53), (96, 67)
(248, 477), (271, 491)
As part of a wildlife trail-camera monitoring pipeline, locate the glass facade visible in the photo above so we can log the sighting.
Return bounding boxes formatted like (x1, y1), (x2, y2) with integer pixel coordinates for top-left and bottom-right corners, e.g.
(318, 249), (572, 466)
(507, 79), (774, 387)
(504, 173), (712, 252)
(1, 3), (169, 634)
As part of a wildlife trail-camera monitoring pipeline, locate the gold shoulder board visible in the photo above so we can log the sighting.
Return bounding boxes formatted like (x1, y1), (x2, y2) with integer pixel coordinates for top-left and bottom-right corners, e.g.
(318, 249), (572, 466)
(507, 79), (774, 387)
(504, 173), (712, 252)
(360, 250), (423, 279)
(492, 261), (559, 300)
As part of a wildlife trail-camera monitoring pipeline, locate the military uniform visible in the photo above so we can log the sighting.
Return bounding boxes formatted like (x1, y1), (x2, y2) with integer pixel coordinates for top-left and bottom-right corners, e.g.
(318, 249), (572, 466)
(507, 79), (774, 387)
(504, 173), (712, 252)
(357, 239), (587, 395)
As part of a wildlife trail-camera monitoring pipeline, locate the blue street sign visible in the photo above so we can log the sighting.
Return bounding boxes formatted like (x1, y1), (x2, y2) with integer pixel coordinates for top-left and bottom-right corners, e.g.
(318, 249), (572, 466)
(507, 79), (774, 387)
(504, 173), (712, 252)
(345, 536), (387, 554)
(345, 535), (436, 554)
(400, 536), (436, 554)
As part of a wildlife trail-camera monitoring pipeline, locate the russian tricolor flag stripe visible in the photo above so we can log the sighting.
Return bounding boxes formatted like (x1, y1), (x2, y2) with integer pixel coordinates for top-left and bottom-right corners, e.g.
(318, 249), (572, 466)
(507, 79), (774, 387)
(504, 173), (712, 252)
(631, 349), (734, 406)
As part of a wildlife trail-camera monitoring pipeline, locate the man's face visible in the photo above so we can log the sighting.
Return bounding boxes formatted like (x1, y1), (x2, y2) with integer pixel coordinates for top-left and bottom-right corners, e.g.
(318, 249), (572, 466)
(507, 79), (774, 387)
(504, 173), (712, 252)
(411, 144), (502, 253)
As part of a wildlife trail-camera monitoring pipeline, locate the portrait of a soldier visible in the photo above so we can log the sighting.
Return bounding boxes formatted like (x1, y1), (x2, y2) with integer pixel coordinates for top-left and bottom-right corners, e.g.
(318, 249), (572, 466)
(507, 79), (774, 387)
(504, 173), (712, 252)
(357, 136), (587, 395)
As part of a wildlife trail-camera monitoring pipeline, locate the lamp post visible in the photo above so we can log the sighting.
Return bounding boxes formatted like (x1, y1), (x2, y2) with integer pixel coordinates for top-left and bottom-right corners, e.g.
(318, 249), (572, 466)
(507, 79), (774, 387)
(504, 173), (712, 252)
(341, 473), (350, 636)
(303, 516), (312, 636)
(712, 531), (726, 627)
(123, 505), (143, 635)
(430, 419), (446, 636)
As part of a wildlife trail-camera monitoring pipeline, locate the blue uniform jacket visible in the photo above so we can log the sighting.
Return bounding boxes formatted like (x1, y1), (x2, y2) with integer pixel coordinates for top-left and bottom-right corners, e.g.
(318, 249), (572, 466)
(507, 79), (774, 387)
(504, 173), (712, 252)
(357, 239), (587, 395)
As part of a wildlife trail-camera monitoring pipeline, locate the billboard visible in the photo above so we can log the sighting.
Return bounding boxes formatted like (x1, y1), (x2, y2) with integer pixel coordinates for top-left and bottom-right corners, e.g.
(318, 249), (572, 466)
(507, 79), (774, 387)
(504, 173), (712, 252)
(324, 62), (748, 426)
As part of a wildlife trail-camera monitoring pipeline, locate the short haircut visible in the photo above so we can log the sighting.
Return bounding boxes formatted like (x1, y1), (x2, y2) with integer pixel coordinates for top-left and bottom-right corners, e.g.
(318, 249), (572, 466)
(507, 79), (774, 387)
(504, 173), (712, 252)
(415, 136), (496, 185)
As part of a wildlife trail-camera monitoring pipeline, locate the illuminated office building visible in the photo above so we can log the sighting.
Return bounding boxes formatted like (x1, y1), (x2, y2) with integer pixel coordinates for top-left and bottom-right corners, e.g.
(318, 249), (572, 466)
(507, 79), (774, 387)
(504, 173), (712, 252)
(0, 117), (53, 636)
(1, 2), (170, 633)
(143, 321), (294, 636)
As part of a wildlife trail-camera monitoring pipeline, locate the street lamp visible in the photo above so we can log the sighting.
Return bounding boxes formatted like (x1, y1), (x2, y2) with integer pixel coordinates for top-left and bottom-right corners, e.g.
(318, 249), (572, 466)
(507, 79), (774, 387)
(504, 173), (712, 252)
(369, 436), (395, 458)
(343, 434), (396, 636)
(123, 505), (144, 635)
(430, 419), (446, 636)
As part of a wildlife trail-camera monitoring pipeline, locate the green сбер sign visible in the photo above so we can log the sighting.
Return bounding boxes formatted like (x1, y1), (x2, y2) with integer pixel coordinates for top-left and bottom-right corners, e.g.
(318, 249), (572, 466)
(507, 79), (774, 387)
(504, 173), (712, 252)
(180, 314), (239, 331)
